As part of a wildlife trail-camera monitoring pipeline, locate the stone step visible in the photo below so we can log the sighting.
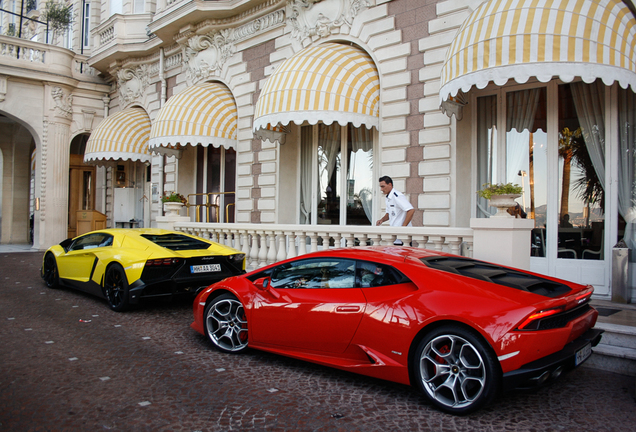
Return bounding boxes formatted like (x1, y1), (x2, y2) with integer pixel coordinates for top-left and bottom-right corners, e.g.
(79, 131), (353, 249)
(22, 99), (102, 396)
(594, 322), (636, 349)
(587, 344), (636, 376)
(584, 322), (636, 376)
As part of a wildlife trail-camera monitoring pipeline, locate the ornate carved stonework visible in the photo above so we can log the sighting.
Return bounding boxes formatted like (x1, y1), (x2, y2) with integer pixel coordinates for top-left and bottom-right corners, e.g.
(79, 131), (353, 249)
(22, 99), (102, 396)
(81, 109), (96, 131)
(288, 0), (369, 41)
(182, 9), (285, 85)
(51, 87), (73, 118)
(117, 65), (151, 104)
(183, 32), (235, 83)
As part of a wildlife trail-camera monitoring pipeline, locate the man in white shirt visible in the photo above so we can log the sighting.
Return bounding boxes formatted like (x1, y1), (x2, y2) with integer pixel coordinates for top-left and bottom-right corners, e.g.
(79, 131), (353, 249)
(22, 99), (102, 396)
(376, 176), (414, 244)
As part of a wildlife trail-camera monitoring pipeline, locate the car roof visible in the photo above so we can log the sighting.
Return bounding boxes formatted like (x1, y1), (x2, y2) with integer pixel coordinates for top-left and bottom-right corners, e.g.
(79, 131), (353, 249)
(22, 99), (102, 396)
(291, 246), (446, 264)
(87, 228), (181, 237)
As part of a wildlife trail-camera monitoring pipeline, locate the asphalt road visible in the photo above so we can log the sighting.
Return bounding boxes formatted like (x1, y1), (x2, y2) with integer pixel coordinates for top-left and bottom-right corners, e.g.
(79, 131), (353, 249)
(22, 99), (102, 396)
(1, 252), (635, 432)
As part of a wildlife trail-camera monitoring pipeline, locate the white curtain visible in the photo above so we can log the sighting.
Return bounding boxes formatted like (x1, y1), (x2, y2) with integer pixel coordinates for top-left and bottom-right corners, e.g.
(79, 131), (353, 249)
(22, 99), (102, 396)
(318, 123), (341, 197)
(618, 89), (636, 251)
(299, 126), (313, 224)
(477, 95), (497, 217)
(359, 187), (373, 224)
(571, 81), (606, 190)
(506, 89), (542, 183)
(349, 126), (373, 223)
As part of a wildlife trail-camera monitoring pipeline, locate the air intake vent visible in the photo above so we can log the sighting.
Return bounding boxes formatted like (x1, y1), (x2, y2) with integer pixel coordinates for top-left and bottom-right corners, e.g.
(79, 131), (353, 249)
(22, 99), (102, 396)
(420, 256), (571, 298)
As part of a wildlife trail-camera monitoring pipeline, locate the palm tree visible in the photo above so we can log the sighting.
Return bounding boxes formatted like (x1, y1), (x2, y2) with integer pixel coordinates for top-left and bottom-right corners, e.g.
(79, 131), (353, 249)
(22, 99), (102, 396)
(571, 132), (604, 213)
(558, 127), (581, 223)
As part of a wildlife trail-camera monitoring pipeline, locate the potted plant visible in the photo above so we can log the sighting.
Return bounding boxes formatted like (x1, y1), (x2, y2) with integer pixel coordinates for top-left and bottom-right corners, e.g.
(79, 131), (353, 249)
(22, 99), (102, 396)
(161, 192), (187, 216)
(478, 183), (523, 217)
(41, 1), (73, 44)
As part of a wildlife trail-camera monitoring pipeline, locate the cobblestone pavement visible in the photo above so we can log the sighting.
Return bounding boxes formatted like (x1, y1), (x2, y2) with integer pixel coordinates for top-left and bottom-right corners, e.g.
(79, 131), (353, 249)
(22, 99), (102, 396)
(1, 252), (635, 432)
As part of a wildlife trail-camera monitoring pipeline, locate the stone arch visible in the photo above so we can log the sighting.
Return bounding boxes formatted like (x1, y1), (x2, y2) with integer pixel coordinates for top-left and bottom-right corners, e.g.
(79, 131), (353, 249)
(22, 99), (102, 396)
(0, 112), (38, 245)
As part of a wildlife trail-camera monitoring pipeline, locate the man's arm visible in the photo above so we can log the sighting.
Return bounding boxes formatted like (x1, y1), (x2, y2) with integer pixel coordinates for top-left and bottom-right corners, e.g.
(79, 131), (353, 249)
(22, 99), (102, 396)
(402, 208), (414, 226)
(376, 213), (389, 226)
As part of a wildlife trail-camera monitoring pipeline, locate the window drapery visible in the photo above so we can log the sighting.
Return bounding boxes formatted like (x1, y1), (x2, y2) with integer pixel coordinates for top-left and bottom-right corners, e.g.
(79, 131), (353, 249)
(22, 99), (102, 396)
(618, 89), (636, 251)
(299, 126), (313, 224)
(506, 89), (542, 184)
(571, 81), (606, 190)
(477, 95), (497, 217)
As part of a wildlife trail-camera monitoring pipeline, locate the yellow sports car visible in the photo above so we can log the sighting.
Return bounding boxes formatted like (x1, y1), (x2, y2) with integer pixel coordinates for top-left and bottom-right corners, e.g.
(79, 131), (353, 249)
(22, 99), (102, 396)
(41, 228), (245, 311)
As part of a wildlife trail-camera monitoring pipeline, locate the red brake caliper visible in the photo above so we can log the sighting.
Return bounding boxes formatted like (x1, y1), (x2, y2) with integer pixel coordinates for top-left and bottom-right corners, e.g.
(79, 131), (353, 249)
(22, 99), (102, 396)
(435, 344), (450, 364)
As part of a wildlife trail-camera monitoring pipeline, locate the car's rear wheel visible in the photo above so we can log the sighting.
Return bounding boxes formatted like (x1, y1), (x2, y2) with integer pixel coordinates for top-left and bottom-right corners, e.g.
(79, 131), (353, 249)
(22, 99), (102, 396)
(42, 253), (59, 289)
(204, 294), (248, 353)
(103, 264), (130, 312)
(413, 325), (500, 415)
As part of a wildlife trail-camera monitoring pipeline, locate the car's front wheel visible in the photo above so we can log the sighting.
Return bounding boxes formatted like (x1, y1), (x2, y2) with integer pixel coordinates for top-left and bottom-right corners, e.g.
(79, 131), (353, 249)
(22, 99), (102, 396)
(204, 294), (248, 353)
(42, 253), (59, 289)
(103, 264), (130, 312)
(413, 325), (500, 415)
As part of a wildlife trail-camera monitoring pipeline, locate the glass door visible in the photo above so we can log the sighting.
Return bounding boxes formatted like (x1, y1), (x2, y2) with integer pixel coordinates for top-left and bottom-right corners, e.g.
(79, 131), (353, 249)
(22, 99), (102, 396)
(475, 81), (609, 294)
(299, 123), (374, 226)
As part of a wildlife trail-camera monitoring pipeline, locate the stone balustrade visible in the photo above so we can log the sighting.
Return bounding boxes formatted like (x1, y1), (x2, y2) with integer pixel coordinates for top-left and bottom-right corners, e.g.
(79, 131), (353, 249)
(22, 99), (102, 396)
(99, 25), (115, 46)
(0, 37), (46, 63)
(0, 35), (103, 84)
(172, 222), (474, 270)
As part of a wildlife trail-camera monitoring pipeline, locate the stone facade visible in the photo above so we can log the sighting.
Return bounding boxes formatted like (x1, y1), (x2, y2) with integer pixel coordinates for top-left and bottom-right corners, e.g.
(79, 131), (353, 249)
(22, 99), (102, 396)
(1, 0), (634, 301)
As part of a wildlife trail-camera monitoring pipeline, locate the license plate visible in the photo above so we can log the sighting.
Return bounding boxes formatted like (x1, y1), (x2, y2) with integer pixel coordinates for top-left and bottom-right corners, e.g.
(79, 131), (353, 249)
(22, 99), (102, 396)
(575, 343), (592, 366)
(191, 264), (221, 273)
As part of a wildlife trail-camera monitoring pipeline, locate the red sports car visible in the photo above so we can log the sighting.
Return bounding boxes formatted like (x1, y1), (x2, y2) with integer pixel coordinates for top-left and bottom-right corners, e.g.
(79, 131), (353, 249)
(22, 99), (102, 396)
(191, 246), (602, 414)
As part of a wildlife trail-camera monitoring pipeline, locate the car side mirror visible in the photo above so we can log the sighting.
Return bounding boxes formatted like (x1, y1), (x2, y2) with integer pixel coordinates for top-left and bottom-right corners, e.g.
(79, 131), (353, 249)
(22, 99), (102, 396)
(254, 277), (271, 290)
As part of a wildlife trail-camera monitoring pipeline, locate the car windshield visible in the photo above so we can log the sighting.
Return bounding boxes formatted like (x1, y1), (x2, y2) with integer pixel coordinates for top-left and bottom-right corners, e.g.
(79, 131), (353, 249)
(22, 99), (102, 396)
(141, 233), (211, 251)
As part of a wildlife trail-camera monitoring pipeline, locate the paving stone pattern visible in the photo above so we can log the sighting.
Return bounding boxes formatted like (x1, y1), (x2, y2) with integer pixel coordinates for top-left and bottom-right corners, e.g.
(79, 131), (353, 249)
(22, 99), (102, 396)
(1, 252), (635, 432)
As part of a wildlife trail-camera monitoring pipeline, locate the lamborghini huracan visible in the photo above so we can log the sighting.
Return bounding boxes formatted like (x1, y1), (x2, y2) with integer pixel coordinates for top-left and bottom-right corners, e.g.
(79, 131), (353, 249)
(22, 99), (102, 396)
(191, 246), (602, 414)
(41, 228), (245, 311)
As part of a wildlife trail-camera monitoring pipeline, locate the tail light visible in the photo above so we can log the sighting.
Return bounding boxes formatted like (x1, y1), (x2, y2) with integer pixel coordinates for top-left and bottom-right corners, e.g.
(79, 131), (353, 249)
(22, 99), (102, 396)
(145, 258), (181, 266)
(228, 254), (246, 268)
(517, 306), (565, 330)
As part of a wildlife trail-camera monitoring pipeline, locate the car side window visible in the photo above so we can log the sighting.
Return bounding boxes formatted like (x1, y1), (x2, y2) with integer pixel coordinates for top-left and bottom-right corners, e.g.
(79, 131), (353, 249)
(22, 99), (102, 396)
(356, 260), (406, 287)
(69, 233), (113, 251)
(270, 258), (356, 289)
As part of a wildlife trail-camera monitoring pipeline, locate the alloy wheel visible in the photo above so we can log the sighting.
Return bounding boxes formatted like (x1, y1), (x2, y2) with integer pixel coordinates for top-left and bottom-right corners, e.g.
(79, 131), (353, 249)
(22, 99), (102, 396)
(419, 334), (487, 409)
(205, 297), (248, 352)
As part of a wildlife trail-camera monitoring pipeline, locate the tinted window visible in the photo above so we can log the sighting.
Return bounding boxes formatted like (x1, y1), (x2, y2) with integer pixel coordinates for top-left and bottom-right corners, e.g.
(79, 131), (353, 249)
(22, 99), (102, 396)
(356, 260), (406, 287)
(270, 258), (356, 289)
(141, 233), (211, 250)
(69, 233), (113, 251)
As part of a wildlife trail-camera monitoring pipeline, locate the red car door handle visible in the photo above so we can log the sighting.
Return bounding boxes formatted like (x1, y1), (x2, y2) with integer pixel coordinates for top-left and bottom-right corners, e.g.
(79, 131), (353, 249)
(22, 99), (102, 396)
(336, 305), (360, 313)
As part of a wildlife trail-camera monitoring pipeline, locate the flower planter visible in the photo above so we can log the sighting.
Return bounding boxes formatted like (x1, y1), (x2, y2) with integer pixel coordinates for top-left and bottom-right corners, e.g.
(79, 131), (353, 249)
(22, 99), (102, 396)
(488, 194), (521, 218)
(163, 202), (184, 217)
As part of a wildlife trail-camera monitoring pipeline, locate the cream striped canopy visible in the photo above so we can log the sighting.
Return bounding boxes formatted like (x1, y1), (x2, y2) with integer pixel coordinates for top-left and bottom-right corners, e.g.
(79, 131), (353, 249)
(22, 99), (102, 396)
(253, 42), (380, 134)
(84, 107), (151, 164)
(149, 82), (237, 154)
(439, 0), (636, 105)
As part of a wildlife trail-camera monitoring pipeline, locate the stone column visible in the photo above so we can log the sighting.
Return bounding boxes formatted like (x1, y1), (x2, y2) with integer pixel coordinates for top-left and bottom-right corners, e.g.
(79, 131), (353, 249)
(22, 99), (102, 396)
(38, 85), (73, 248)
(470, 218), (535, 270)
(39, 119), (71, 247)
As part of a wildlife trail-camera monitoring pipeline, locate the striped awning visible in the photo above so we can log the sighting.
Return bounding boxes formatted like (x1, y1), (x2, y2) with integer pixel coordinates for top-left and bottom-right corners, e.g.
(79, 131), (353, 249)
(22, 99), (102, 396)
(84, 107), (151, 164)
(253, 123), (291, 144)
(149, 82), (237, 155)
(439, 0), (636, 108)
(253, 42), (380, 135)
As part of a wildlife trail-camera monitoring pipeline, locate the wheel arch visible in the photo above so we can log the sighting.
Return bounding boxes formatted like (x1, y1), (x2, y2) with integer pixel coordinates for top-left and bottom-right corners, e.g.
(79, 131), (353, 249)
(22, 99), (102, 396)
(100, 261), (127, 292)
(102, 260), (121, 277)
(204, 287), (241, 310)
(407, 319), (502, 387)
